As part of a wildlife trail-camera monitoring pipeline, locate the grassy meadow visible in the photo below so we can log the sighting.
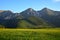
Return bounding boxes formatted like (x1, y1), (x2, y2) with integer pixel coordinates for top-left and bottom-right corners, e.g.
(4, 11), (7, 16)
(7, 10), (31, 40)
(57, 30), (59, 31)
(0, 28), (60, 40)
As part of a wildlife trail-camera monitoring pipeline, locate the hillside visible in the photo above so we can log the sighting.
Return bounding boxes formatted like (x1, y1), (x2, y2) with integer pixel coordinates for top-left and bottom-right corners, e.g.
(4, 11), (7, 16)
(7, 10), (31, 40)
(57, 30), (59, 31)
(17, 16), (52, 28)
(0, 8), (60, 28)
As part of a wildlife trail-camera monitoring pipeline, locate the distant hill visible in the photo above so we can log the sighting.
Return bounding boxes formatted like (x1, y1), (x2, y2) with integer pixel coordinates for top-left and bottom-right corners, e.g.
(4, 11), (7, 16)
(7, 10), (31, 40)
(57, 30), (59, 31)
(0, 8), (60, 28)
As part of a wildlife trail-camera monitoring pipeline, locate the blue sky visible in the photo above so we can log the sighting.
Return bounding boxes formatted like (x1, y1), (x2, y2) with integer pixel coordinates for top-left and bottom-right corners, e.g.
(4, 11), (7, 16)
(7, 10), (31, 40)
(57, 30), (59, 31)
(0, 0), (60, 13)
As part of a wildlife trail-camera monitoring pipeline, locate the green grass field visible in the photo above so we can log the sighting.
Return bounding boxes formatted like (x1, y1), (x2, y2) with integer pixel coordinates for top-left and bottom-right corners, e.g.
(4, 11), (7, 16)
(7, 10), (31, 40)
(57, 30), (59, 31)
(0, 28), (60, 40)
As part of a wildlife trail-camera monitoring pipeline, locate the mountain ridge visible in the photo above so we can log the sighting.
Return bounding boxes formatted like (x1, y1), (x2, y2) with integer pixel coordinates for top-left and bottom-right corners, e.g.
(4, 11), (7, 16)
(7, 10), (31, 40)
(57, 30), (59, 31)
(0, 8), (60, 28)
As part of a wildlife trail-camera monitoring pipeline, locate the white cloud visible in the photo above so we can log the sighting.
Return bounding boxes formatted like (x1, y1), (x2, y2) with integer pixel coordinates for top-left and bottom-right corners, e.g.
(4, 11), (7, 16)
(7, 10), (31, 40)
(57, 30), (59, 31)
(53, 0), (60, 2)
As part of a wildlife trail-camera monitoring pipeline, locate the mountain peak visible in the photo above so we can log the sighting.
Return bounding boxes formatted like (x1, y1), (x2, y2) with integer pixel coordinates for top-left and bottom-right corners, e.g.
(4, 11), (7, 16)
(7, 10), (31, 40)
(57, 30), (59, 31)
(43, 7), (48, 9)
(42, 7), (49, 10)
(0, 10), (13, 13)
(28, 8), (33, 9)
(41, 7), (53, 12)
(26, 8), (34, 11)
(0, 10), (6, 13)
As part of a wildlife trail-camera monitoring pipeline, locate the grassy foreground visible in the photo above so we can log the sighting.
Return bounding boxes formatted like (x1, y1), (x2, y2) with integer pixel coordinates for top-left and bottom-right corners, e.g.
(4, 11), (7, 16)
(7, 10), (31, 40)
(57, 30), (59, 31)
(0, 28), (60, 40)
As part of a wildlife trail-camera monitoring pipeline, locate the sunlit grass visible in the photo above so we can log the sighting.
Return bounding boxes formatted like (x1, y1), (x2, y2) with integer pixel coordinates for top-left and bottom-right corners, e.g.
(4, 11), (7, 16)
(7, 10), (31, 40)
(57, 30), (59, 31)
(0, 28), (60, 40)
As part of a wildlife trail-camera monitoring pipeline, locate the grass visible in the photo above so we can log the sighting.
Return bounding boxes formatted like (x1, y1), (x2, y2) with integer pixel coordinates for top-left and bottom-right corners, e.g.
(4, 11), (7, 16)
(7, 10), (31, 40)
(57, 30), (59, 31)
(0, 28), (60, 40)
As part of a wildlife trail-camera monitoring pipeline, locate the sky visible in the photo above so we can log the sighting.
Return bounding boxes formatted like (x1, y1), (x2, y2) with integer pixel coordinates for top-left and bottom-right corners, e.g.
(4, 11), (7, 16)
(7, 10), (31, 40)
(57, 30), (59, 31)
(0, 0), (60, 13)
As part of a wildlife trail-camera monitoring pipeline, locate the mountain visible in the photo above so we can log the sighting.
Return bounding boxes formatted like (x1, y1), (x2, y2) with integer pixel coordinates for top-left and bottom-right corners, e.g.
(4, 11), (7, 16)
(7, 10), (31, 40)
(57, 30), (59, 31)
(38, 8), (60, 27)
(0, 8), (60, 28)
(20, 8), (39, 18)
(38, 8), (55, 16)
(0, 10), (5, 13)
(0, 10), (13, 19)
(17, 16), (52, 29)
